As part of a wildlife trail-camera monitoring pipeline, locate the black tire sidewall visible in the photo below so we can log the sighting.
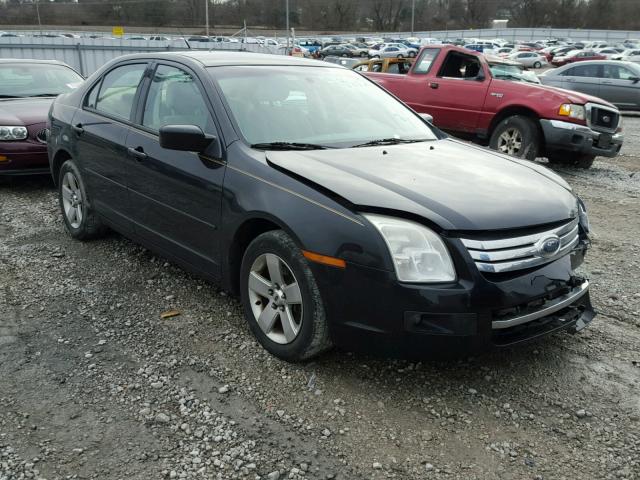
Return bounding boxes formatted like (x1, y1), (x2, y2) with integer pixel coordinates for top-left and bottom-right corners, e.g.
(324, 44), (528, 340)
(240, 231), (328, 361)
(58, 159), (96, 239)
(489, 115), (540, 161)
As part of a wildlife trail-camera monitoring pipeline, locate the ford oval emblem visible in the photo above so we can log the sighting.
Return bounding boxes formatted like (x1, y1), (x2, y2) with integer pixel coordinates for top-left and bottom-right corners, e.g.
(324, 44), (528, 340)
(536, 235), (561, 258)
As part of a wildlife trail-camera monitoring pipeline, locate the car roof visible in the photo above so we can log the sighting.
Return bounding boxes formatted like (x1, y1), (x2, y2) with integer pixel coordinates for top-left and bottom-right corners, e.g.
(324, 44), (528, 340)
(111, 51), (339, 68)
(552, 59), (640, 71)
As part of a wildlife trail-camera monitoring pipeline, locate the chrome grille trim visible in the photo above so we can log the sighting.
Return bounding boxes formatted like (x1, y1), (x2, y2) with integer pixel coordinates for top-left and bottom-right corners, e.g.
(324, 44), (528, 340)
(35, 129), (48, 144)
(461, 218), (580, 273)
(492, 281), (589, 330)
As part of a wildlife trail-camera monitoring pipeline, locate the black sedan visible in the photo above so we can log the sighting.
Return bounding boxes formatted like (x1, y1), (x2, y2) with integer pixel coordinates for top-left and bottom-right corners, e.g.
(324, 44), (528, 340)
(48, 52), (594, 361)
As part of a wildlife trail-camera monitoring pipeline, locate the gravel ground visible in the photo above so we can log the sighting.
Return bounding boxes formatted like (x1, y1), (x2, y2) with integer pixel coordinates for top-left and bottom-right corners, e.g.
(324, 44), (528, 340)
(1, 118), (639, 480)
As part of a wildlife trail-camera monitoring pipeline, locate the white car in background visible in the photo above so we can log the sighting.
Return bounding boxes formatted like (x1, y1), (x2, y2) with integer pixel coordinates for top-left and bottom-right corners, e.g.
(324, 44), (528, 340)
(612, 49), (640, 62)
(509, 51), (548, 68)
(596, 48), (624, 59)
(497, 47), (514, 57)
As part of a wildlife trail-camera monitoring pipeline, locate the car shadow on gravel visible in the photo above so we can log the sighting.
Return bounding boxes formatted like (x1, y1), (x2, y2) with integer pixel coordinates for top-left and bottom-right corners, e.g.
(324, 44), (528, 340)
(0, 174), (54, 191)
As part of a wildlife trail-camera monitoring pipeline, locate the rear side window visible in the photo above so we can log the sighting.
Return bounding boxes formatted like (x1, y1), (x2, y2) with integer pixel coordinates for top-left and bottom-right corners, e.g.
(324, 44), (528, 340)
(412, 48), (440, 74)
(565, 64), (601, 78)
(95, 64), (147, 120)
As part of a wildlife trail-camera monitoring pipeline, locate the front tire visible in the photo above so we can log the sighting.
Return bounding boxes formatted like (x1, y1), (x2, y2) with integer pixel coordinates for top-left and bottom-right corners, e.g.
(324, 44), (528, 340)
(489, 115), (540, 160)
(58, 159), (106, 240)
(533, 61), (542, 68)
(240, 231), (332, 362)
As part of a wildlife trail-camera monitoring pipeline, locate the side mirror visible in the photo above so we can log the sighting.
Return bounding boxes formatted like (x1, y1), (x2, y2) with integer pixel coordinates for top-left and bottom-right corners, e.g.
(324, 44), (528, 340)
(159, 125), (216, 153)
(630, 76), (640, 84)
(419, 113), (434, 124)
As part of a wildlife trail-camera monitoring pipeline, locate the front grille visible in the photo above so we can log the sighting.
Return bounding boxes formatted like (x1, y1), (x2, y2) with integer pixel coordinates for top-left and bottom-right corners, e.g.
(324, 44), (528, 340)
(460, 218), (579, 273)
(35, 129), (48, 144)
(587, 102), (619, 132)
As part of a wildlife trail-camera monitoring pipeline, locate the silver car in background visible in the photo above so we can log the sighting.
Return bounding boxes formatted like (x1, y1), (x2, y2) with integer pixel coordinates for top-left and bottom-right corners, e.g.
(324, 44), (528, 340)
(508, 51), (548, 68)
(540, 60), (640, 111)
(612, 49), (640, 62)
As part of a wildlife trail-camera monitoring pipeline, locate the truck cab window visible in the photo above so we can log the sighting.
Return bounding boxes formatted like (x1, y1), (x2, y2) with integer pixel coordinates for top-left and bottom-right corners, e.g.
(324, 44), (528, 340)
(439, 52), (482, 80)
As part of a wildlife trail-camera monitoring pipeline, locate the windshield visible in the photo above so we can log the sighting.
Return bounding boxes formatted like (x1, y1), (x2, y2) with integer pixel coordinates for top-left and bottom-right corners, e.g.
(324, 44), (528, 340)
(0, 63), (82, 97)
(211, 65), (437, 148)
(489, 63), (540, 84)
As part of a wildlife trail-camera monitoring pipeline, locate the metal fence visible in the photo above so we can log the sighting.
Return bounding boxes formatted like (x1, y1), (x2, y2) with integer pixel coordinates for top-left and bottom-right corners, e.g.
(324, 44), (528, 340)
(395, 27), (640, 42)
(0, 36), (282, 76)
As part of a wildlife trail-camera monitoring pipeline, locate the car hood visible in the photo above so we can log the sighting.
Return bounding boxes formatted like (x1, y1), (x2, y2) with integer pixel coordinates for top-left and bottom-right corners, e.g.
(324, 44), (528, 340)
(496, 78), (617, 108)
(266, 139), (578, 231)
(0, 97), (54, 126)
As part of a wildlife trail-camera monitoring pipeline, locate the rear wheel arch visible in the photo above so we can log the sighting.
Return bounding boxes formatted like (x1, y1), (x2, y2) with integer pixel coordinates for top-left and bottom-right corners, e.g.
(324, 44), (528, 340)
(51, 149), (72, 186)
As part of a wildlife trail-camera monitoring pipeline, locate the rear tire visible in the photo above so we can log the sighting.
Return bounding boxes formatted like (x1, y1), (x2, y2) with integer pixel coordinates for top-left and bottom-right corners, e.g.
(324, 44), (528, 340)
(489, 115), (540, 161)
(240, 230), (332, 362)
(548, 152), (595, 169)
(58, 159), (107, 240)
(533, 61), (542, 68)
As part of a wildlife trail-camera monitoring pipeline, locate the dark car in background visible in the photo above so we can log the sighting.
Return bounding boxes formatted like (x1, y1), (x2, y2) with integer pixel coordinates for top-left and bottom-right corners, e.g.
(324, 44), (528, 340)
(318, 44), (360, 58)
(48, 52), (594, 361)
(0, 59), (83, 177)
(540, 60), (640, 111)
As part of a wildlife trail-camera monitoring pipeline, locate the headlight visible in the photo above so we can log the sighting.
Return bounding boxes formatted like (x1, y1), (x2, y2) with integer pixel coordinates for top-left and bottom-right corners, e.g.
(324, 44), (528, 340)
(577, 198), (589, 233)
(558, 104), (586, 120)
(364, 214), (456, 283)
(0, 126), (28, 141)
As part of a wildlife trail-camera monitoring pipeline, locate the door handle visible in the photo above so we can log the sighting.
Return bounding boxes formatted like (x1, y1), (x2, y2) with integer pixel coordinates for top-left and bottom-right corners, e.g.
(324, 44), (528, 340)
(430, 82), (439, 89)
(72, 123), (84, 135)
(127, 147), (148, 161)
(602, 80), (613, 84)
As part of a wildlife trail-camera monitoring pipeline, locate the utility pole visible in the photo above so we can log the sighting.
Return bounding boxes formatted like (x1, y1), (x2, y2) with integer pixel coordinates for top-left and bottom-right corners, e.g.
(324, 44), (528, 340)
(35, 0), (42, 33)
(205, 0), (209, 37)
(285, 0), (290, 50)
(411, 0), (415, 36)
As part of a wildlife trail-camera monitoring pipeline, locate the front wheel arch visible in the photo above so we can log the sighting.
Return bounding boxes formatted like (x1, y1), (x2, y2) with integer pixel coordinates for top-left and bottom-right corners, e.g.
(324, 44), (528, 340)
(488, 107), (545, 154)
(51, 149), (72, 186)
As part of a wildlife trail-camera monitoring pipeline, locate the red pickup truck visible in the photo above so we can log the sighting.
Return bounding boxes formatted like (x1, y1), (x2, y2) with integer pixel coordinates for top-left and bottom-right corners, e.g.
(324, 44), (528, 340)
(365, 45), (623, 168)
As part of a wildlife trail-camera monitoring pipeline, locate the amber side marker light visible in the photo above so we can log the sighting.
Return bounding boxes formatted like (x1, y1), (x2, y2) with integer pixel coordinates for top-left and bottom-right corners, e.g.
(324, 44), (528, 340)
(0, 155), (8, 163)
(302, 250), (346, 269)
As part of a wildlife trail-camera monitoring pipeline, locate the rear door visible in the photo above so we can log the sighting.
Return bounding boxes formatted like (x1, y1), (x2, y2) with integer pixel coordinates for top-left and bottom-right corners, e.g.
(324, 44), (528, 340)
(124, 62), (226, 278)
(599, 64), (640, 109)
(561, 63), (602, 97)
(72, 62), (149, 229)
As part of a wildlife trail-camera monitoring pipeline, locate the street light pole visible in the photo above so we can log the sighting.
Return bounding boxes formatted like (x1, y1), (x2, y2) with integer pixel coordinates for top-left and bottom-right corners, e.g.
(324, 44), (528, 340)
(411, 0), (415, 36)
(205, 0), (210, 37)
(35, 0), (42, 33)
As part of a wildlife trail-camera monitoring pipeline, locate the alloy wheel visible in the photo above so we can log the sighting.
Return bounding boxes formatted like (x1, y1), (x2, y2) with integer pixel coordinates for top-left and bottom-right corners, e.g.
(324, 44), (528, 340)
(61, 171), (83, 228)
(497, 128), (523, 156)
(248, 253), (303, 344)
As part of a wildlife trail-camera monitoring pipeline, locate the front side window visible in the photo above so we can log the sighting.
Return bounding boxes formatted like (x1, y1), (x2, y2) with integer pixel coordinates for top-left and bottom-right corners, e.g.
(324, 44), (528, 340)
(142, 65), (212, 133)
(0, 63), (82, 98)
(95, 64), (147, 120)
(566, 64), (601, 78)
(211, 65), (436, 147)
(413, 48), (439, 74)
(439, 53), (482, 79)
(602, 64), (638, 80)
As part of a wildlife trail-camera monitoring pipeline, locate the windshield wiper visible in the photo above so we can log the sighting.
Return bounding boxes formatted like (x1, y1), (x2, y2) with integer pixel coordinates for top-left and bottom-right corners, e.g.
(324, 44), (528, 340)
(27, 93), (61, 97)
(352, 138), (429, 148)
(251, 141), (331, 150)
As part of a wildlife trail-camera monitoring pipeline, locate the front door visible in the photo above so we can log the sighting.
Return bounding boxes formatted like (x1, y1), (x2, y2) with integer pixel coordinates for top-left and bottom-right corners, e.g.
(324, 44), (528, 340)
(72, 62), (149, 229)
(599, 64), (640, 110)
(125, 63), (225, 278)
(423, 51), (489, 132)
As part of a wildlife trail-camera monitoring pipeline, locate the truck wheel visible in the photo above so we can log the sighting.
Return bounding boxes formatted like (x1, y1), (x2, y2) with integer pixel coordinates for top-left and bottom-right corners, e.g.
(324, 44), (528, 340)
(548, 153), (595, 169)
(489, 115), (540, 161)
(533, 61), (542, 68)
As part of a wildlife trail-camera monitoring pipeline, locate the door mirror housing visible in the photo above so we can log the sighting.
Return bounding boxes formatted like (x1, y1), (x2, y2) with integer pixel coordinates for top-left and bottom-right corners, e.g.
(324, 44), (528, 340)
(419, 113), (434, 124)
(159, 125), (216, 153)
(629, 76), (640, 83)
